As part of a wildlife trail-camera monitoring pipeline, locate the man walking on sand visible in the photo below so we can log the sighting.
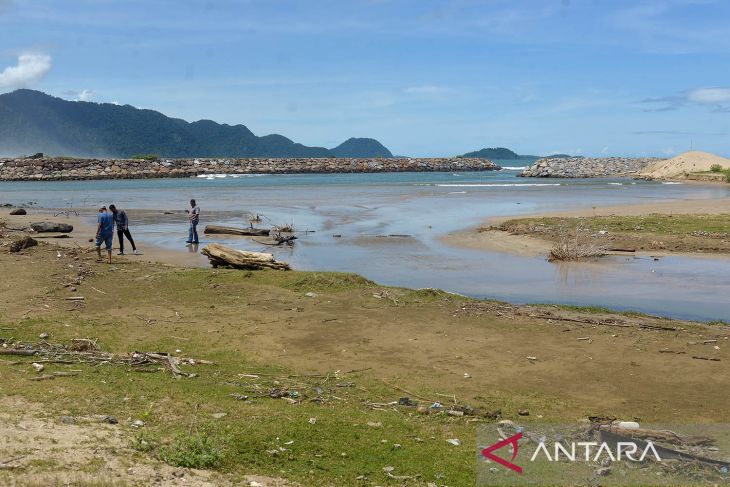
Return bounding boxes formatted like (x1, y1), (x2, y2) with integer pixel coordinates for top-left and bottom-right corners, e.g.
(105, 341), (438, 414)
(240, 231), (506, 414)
(95, 206), (114, 264)
(186, 199), (200, 244)
(109, 204), (140, 256)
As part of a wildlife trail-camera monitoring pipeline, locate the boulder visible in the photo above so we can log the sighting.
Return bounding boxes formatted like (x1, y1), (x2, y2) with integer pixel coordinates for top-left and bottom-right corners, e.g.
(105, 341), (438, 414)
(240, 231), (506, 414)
(10, 236), (38, 252)
(9, 208), (27, 215)
(30, 222), (74, 233)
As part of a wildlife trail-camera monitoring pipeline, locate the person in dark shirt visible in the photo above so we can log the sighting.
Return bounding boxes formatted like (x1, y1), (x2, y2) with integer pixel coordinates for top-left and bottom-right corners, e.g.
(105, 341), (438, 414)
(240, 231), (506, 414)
(109, 204), (139, 255)
(95, 206), (114, 264)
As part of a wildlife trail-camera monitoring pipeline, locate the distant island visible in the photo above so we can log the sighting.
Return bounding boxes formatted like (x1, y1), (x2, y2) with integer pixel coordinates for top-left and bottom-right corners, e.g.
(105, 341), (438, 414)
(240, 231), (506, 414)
(460, 147), (574, 160)
(0, 90), (393, 159)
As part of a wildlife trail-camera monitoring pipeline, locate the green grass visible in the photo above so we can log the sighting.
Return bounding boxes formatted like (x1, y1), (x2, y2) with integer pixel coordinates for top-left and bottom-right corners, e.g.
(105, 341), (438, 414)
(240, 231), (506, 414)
(502, 213), (730, 236)
(0, 316), (481, 486)
(284, 271), (376, 292)
(707, 320), (729, 327)
(130, 153), (159, 161)
(159, 433), (222, 469)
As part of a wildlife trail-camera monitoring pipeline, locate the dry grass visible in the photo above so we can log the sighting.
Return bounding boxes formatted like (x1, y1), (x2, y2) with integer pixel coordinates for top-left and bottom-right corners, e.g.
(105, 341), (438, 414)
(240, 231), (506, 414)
(548, 224), (607, 262)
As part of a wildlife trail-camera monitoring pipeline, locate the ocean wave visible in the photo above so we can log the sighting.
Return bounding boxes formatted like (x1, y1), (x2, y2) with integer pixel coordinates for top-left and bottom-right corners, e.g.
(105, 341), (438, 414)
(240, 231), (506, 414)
(196, 173), (268, 179)
(499, 166), (526, 171)
(607, 182), (623, 186)
(661, 181), (683, 185)
(436, 183), (560, 187)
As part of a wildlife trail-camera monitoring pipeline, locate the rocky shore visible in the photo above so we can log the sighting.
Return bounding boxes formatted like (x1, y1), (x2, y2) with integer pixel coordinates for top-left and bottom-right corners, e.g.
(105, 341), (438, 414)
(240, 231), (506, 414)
(520, 157), (660, 178)
(0, 157), (500, 181)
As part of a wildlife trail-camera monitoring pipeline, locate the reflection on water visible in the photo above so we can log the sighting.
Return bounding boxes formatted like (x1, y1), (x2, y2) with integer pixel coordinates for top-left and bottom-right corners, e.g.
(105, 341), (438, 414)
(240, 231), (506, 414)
(2, 171), (730, 321)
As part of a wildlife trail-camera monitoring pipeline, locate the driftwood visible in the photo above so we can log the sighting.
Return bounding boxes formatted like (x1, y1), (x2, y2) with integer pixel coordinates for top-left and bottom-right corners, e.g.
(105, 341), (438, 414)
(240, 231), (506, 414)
(253, 234), (298, 246)
(0, 339), (212, 377)
(201, 243), (290, 270)
(204, 225), (270, 236)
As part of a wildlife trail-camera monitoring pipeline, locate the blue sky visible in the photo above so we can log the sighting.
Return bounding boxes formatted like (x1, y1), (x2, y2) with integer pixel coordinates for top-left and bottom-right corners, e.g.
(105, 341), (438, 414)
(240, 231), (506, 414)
(1, 0), (729, 157)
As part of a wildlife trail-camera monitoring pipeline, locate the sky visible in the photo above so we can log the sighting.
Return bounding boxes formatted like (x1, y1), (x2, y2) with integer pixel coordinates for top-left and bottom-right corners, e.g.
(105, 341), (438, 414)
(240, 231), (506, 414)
(0, 0), (729, 157)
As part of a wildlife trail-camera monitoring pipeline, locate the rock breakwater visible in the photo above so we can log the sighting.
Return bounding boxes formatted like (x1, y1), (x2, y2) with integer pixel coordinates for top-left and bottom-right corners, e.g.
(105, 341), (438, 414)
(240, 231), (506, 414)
(520, 157), (659, 178)
(0, 157), (500, 181)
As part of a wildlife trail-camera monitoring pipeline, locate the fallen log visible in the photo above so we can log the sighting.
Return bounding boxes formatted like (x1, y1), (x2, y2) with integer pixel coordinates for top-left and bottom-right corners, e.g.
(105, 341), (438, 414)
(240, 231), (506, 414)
(201, 243), (290, 270)
(30, 222), (73, 233)
(204, 225), (270, 236)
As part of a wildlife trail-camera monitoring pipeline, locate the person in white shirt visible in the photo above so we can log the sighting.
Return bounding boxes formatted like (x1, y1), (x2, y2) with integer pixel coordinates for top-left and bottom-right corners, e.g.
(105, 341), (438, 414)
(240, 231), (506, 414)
(186, 199), (200, 244)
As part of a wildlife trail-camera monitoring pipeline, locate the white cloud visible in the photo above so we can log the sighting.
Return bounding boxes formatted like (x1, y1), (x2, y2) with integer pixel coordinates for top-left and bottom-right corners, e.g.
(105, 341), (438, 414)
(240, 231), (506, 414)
(0, 53), (52, 92)
(640, 86), (730, 112)
(75, 89), (95, 101)
(687, 87), (730, 105)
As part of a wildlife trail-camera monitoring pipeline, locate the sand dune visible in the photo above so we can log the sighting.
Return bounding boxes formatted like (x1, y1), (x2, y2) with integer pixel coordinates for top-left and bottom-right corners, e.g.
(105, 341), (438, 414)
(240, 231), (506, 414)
(640, 150), (730, 179)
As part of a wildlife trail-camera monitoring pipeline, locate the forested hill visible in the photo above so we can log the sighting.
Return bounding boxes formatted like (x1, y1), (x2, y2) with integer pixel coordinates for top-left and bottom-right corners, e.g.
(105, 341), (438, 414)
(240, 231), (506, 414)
(0, 90), (393, 158)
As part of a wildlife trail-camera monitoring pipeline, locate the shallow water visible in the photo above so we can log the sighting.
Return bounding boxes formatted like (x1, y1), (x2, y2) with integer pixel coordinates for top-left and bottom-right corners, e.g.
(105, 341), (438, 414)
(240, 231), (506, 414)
(2, 169), (729, 321)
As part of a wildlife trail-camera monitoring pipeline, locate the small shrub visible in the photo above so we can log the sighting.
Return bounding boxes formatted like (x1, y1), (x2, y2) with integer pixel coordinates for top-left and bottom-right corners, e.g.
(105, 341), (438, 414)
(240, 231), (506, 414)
(131, 153), (160, 161)
(548, 224), (606, 262)
(130, 432), (158, 453)
(709, 163), (723, 172)
(725, 170), (730, 183)
(159, 434), (222, 469)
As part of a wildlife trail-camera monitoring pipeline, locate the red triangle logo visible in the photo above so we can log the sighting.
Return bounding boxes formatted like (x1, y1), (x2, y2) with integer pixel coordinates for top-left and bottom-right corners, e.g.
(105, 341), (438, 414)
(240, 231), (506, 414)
(481, 432), (523, 474)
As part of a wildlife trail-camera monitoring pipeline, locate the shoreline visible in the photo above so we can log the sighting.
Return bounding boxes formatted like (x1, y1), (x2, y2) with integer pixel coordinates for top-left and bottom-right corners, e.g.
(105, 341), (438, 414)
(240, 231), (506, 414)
(0, 208), (210, 268)
(441, 197), (730, 258)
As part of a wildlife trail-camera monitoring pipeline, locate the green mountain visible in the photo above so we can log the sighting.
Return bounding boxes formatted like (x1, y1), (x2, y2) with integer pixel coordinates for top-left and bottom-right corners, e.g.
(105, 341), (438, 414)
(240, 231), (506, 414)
(0, 90), (392, 158)
(461, 147), (522, 159)
(331, 137), (392, 158)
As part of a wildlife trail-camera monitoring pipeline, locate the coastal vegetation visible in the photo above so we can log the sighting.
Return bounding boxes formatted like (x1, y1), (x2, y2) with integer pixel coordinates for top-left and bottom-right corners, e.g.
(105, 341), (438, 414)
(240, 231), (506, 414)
(494, 213), (730, 254)
(0, 90), (392, 159)
(131, 153), (160, 161)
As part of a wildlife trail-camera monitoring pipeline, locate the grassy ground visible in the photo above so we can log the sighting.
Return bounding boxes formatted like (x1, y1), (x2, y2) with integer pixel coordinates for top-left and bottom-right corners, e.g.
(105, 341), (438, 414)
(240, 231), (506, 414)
(1, 231), (729, 485)
(493, 213), (730, 254)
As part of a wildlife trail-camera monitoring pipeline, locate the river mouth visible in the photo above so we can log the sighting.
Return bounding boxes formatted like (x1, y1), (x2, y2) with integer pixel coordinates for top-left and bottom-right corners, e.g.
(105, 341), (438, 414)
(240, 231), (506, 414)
(2, 170), (729, 321)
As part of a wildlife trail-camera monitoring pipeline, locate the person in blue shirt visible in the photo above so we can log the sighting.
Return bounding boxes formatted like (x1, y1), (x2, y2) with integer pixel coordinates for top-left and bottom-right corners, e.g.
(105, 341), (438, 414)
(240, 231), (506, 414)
(95, 206), (114, 263)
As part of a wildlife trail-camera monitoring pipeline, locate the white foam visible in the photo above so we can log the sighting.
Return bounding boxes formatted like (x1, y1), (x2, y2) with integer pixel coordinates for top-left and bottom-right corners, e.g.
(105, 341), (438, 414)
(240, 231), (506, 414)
(661, 181), (683, 185)
(436, 183), (560, 187)
(448, 191), (467, 194)
(499, 166), (527, 171)
(607, 182), (623, 186)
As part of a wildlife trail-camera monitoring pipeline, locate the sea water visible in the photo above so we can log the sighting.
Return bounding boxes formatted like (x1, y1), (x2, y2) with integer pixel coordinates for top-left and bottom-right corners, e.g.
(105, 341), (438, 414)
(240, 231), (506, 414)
(2, 168), (729, 321)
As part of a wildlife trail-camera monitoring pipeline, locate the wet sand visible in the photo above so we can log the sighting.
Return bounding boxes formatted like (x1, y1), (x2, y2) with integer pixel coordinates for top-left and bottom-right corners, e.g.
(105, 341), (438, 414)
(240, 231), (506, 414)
(0, 208), (206, 268)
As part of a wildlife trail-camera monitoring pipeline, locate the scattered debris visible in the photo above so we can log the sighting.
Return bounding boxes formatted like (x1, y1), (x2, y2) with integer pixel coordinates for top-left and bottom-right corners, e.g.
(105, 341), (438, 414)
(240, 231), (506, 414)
(0, 339), (213, 378)
(10, 236), (37, 253)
